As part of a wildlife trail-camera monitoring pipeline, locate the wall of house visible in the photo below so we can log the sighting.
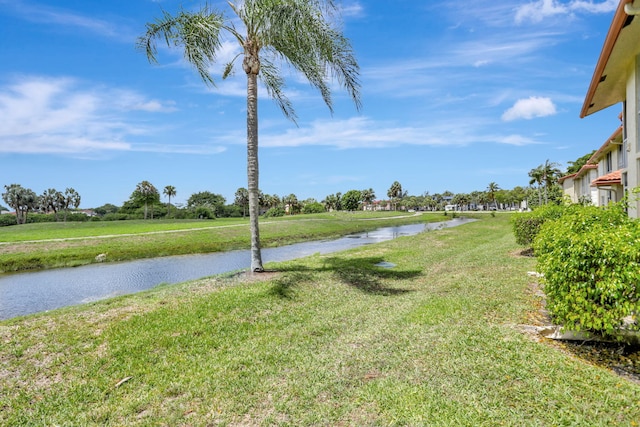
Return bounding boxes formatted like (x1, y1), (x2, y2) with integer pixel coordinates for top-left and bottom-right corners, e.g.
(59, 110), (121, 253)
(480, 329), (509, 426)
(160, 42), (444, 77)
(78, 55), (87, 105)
(589, 170), (599, 204)
(561, 178), (577, 203)
(626, 55), (640, 217)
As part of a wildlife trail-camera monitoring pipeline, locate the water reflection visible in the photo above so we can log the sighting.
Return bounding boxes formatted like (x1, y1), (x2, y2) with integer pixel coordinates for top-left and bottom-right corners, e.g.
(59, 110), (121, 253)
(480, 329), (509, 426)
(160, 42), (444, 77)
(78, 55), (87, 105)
(0, 218), (473, 320)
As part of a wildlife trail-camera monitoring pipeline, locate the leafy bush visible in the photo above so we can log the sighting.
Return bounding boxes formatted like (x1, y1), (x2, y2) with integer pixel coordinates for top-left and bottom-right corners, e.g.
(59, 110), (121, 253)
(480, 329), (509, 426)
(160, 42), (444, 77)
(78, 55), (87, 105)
(512, 204), (565, 247)
(302, 202), (325, 214)
(102, 213), (130, 221)
(0, 215), (17, 227)
(263, 207), (285, 218)
(533, 204), (639, 337)
(25, 214), (56, 223)
(195, 206), (215, 219)
(64, 213), (90, 222)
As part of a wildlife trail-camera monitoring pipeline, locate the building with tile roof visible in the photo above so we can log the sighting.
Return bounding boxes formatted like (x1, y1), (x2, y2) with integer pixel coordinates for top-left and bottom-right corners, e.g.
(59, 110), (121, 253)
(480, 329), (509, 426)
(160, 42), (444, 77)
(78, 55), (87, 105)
(581, 0), (640, 217)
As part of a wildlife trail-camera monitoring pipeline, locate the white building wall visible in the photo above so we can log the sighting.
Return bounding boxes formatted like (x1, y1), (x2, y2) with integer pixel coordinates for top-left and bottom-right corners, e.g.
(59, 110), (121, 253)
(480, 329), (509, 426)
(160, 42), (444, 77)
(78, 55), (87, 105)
(626, 55), (640, 217)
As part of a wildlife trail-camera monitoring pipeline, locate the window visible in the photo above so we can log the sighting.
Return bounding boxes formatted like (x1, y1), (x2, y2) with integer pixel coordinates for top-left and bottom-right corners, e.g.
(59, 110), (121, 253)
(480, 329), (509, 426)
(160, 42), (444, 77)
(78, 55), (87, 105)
(619, 139), (628, 168)
(606, 151), (613, 173)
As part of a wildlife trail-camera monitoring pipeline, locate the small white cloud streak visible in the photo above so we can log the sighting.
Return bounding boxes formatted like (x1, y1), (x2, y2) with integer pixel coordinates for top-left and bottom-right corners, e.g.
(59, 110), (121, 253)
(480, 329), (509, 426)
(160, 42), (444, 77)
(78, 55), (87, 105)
(495, 135), (543, 146)
(340, 2), (364, 18)
(130, 144), (227, 155)
(515, 0), (618, 24)
(501, 96), (557, 121)
(258, 116), (542, 149)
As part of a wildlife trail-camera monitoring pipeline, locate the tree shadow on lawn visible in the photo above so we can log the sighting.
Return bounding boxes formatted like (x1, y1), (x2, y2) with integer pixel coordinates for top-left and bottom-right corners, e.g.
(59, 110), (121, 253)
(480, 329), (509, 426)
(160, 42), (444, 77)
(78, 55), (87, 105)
(269, 256), (421, 298)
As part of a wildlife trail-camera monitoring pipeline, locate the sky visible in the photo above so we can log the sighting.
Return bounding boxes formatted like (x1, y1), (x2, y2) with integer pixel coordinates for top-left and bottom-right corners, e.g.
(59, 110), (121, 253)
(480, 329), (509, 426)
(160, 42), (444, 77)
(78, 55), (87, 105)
(0, 0), (625, 208)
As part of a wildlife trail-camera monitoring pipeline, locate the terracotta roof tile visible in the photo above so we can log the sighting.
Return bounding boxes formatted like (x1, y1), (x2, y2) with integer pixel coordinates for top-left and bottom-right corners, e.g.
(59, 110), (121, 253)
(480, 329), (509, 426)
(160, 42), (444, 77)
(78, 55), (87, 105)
(591, 170), (622, 186)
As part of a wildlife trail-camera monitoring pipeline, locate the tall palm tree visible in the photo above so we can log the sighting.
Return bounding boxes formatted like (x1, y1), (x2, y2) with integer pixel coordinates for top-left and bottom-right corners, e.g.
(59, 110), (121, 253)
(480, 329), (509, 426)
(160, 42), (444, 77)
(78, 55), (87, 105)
(163, 185), (176, 218)
(139, 1), (361, 272)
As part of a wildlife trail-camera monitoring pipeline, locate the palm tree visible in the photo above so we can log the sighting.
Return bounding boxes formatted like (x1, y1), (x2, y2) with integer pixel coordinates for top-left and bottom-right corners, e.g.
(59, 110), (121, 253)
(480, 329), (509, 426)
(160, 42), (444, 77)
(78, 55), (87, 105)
(234, 187), (249, 217)
(486, 182), (500, 210)
(541, 159), (562, 204)
(40, 188), (62, 220)
(361, 188), (375, 211)
(63, 188), (81, 222)
(135, 181), (158, 220)
(387, 181), (403, 211)
(283, 193), (300, 215)
(139, 1), (361, 272)
(2, 184), (38, 224)
(163, 185), (176, 218)
(322, 193), (340, 212)
(528, 165), (544, 206)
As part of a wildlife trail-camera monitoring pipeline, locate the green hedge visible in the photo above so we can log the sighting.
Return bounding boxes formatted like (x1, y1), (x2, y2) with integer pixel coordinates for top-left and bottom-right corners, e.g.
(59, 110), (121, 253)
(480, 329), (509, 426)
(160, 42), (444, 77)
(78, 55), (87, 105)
(533, 204), (639, 337)
(0, 215), (17, 227)
(512, 204), (565, 247)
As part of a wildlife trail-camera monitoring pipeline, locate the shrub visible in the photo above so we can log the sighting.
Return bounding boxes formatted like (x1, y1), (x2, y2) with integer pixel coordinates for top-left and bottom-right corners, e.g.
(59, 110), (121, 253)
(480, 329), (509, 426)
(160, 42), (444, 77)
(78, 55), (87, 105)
(103, 213), (130, 221)
(512, 204), (565, 247)
(195, 206), (215, 219)
(263, 207), (285, 218)
(533, 204), (639, 338)
(25, 214), (55, 223)
(302, 202), (325, 214)
(64, 213), (90, 222)
(0, 215), (17, 227)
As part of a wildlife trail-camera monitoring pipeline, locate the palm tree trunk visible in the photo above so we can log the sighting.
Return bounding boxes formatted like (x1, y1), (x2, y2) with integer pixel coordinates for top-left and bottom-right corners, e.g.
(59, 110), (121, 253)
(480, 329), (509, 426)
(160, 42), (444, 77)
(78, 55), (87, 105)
(246, 66), (264, 272)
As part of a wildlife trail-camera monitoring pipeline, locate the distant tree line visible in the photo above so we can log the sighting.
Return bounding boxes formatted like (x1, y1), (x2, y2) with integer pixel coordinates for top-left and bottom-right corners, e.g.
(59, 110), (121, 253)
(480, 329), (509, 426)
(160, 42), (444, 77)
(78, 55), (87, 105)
(1, 184), (81, 226)
(2, 176), (563, 227)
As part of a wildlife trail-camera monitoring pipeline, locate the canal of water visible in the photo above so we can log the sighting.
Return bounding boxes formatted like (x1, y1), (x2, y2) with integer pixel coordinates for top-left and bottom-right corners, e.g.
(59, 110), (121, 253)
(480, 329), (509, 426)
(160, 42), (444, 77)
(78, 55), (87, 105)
(0, 218), (474, 320)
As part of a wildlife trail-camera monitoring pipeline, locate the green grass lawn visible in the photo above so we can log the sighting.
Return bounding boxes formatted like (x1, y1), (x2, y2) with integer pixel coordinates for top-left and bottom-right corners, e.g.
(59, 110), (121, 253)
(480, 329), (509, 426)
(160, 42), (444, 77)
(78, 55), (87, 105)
(0, 211), (416, 242)
(1, 215), (638, 425)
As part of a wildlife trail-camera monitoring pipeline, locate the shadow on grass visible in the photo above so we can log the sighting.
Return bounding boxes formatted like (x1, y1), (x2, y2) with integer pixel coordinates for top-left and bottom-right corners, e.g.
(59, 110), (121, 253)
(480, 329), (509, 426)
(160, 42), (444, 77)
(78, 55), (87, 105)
(269, 256), (421, 297)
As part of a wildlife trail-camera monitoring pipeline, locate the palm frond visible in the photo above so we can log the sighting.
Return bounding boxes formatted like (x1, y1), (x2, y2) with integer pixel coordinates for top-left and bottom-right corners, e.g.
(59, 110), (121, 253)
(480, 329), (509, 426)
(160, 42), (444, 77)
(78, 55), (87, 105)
(137, 6), (224, 87)
(260, 57), (297, 123)
(256, 0), (361, 114)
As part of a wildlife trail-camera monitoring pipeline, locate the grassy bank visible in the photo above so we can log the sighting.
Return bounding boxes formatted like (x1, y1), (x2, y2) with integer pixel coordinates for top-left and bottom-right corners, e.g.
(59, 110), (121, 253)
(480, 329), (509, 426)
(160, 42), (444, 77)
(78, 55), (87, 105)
(1, 215), (638, 425)
(0, 211), (446, 273)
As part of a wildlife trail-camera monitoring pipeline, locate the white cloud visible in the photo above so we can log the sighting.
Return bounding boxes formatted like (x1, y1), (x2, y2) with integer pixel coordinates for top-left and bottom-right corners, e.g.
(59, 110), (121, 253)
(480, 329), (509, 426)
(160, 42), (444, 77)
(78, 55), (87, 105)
(0, 1), (134, 41)
(257, 116), (541, 149)
(515, 0), (618, 24)
(341, 2), (364, 18)
(0, 76), (211, 154)
(496, 134), (543, 146)
(501, 96), (557, 121)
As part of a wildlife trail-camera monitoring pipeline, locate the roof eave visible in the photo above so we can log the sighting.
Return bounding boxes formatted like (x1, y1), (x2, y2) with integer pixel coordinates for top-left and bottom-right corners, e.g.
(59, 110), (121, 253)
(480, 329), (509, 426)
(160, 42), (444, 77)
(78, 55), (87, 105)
(580, 0), (634, 118)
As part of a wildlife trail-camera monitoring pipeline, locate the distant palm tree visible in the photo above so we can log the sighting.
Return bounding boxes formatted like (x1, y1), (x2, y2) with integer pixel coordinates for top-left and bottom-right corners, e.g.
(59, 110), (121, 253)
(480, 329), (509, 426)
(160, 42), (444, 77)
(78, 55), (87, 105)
(234, 187), (249, 217)
(541, 160), (562, 204)
(139, 0), (361, 272)
(528, 166), (544, 206)
(486, 182), (500, 210)
(63, 188), (81, 222)
(163, 185), (176, 218)
(528, 160), (561, 205)
(387, 181), (403, 211)
(361, 188), (376, 211)
(135, 181), (158, 220)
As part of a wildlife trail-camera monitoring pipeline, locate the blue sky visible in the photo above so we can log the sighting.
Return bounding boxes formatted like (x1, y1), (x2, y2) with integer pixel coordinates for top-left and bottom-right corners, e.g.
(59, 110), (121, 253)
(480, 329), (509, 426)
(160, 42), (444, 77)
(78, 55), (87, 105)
(0, 0), (623, 208)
